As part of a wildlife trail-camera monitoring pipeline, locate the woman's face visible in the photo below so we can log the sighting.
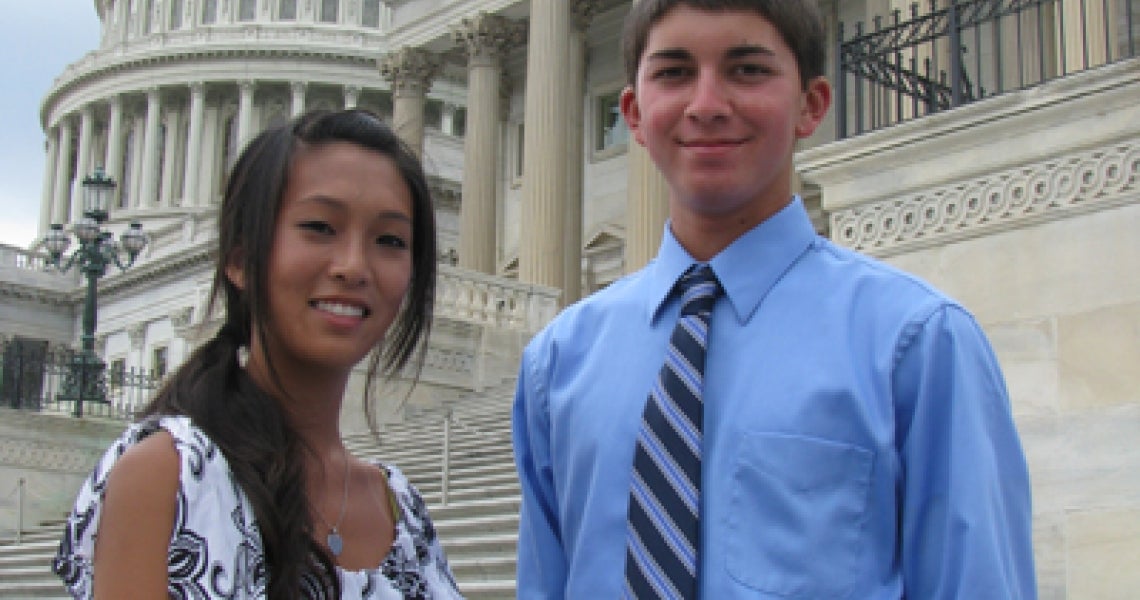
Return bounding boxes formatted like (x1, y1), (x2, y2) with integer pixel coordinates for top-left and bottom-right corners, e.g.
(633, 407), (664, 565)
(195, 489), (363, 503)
(230, 141), (415, 376)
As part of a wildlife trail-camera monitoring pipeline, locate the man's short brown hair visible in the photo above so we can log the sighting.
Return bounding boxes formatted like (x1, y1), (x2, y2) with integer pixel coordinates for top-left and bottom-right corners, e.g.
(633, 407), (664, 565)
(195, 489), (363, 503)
(622, 0), (827, 89)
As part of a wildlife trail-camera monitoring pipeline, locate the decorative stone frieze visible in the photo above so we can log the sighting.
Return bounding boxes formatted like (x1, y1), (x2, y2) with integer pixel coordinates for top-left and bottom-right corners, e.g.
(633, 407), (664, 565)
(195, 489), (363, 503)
(830, 141), (1140, 256)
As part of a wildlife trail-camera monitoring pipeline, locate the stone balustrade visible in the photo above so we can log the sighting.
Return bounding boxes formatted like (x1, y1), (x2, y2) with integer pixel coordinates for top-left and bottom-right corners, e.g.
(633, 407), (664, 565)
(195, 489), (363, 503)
(436, 264), (561, 334)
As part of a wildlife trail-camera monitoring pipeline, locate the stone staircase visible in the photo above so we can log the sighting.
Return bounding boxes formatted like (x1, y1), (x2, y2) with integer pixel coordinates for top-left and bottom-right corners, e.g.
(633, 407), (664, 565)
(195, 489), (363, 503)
(0, 380), (520, 599)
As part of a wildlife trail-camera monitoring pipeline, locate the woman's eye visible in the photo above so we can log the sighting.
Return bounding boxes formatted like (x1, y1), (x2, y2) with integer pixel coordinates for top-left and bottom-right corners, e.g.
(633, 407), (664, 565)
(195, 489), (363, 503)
(299, 221), (335, 235)
(377, 234), (408, 249)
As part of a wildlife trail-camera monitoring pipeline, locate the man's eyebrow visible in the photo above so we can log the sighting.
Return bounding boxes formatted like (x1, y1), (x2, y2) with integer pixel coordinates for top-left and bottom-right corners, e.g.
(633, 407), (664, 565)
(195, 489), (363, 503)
(726, 44), (775, 59)
(645, 48), (693, 62)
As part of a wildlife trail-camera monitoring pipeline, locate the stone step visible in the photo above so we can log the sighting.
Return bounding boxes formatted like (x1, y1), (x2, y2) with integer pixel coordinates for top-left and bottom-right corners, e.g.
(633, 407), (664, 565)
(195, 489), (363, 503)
(421, 481), (520, 507)
(456, 578), (516, 600)
(434, 512), (519, 539)
(0, 580), (69, 599)
(429, 495), (520, 521)
(0, 539), (57, 559)
(449, 550), (517, 581)
(440, 531), (518, 559)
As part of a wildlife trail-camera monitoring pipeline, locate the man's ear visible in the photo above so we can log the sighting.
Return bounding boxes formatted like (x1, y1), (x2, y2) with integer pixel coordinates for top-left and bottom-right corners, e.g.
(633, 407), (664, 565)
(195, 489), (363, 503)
(224, 248), (246, 291)
(619, 85), (646, 147)
(795, 76), (833, 139)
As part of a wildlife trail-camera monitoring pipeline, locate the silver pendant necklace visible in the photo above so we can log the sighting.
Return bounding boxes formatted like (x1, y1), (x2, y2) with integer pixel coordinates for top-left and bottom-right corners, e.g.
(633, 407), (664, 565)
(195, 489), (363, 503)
(315, 453), (350, 558)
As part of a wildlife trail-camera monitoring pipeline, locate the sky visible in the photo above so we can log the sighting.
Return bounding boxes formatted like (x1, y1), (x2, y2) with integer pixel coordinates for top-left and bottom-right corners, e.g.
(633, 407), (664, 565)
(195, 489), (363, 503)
(0, 1), (102, 249)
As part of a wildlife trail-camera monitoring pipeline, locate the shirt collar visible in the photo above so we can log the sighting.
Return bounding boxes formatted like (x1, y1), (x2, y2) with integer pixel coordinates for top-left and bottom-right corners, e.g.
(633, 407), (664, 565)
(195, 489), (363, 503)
(645, 197), (817, 324)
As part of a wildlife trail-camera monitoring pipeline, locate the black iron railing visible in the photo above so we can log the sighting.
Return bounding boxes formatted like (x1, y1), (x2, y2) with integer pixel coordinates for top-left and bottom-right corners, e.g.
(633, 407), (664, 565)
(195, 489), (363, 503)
(1, 338), (159, 420)
(837, 0), (1139, 138)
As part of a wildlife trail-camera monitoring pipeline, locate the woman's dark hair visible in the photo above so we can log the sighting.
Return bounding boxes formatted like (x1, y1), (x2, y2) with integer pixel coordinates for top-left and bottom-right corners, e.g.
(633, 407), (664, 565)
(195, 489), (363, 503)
(140, 109), (437, 598)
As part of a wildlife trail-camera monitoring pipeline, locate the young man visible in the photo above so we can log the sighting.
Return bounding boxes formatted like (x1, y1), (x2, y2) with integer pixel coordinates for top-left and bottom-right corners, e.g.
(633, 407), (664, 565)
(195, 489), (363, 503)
(512, 1), (1036, 598)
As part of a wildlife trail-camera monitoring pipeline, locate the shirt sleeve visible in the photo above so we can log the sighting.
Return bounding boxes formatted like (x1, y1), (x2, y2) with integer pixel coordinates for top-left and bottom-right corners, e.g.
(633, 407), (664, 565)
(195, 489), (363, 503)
(512, 341), (568, 599)
(892, 304), (1037, 599)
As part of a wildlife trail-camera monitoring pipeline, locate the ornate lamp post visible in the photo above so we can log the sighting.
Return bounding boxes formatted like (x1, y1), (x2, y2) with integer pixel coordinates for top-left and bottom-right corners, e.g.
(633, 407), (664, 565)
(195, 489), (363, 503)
(43, 167), (148, 417)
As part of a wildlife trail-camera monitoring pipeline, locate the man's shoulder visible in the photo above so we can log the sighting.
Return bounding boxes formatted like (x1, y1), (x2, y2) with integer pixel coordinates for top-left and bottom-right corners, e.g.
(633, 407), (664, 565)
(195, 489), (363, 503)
(809, 238), (965, 321)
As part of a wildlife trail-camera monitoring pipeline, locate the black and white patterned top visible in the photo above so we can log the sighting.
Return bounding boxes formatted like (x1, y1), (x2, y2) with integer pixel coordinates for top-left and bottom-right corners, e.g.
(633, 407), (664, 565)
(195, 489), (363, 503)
(52, 416), (464, 599)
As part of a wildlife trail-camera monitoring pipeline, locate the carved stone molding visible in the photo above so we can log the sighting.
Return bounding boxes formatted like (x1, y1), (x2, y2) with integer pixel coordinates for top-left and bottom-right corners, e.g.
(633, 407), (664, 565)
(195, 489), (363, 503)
(451, 13), (526, 65)
(127, 323), (147, 349)
(378, 47), (443, 96)
(169, 306), (194, 329)
(572, 0), (603, 31)
(830, 141), (1140, 256)
(0, 438), (97, 474)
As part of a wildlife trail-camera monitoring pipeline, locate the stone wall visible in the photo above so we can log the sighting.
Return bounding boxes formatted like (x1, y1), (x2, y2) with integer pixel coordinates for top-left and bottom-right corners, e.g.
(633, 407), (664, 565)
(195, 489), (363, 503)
(800, 58), (1140, 599)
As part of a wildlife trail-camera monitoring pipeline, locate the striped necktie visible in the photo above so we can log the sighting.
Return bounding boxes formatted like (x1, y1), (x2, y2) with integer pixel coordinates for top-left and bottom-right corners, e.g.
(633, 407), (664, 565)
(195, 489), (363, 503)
(624, 263), (721, 599)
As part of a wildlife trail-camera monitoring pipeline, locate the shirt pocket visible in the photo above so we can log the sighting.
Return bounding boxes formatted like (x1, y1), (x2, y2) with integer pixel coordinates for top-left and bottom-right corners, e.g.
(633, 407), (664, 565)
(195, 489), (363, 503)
(726, 432), (873, 598)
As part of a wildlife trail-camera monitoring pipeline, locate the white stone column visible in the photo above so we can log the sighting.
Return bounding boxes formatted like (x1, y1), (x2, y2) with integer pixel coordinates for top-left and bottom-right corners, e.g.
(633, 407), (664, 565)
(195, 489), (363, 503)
(519, 1), (571, 291)
(237, 80), (255, 150)
(563, 0), (598, 302)
(139, 88), (163, 207)
(160, 106), (181, 207)
(105, 96), (125, 209)
(39, 133), (58, 233)
(344, 85), (361, 109)
(52, 118), (74, 224)
(379, 47), (442, 157)
(183, 83), (205, 206)
(452, 13), (525, 274)
(291, 81), (307, 117)
(70, 106), (95, 220)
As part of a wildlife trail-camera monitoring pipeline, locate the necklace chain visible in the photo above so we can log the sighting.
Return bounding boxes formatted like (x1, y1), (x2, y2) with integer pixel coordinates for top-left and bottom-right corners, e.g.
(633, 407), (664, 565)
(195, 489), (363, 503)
(314, 452), (350, 557)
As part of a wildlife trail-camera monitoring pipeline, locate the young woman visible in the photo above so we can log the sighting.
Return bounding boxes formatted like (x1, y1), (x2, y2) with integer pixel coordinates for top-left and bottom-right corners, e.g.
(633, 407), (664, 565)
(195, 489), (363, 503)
(53, 109), (463, 599)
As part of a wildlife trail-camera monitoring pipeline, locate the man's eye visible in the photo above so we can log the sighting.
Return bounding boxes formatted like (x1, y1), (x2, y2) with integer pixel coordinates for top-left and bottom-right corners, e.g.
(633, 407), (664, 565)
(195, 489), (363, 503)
(653, 66), (690, 80)
(732, 63), (770, 77)
(299, 221), (335, 235)
(377, 234), (408, 249)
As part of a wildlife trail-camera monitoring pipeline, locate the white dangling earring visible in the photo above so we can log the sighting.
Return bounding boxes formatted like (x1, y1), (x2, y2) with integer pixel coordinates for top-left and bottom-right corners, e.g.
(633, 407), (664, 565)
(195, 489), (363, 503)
(236, 346), (250, 369)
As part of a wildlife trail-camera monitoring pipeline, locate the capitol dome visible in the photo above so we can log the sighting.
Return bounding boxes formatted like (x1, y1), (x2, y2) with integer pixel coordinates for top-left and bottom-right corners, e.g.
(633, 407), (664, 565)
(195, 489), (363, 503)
(38, 0), (467, 254)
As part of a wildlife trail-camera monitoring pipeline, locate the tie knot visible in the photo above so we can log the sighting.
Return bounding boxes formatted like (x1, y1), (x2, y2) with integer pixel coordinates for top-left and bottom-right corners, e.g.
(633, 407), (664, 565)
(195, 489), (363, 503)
(677, 264), (721, 317)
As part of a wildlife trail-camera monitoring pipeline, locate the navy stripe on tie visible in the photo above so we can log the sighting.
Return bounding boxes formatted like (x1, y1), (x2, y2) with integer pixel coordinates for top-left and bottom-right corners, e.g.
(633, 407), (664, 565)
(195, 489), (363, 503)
(625, 264), (721, 599)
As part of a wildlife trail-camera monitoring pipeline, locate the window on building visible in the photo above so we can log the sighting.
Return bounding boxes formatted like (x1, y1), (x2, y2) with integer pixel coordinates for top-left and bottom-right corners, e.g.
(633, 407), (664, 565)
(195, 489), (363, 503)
(278, 0), (297, 20)
(152, 347), (168, 379)
(169, 0), (183, 29)
(108, 358), (126, 394)
(320, 0), (339, 23)
(239, 0), (256, 21)
(452, 106), (467, 137)
(515, 123), (525, 180)
(202, 0), (218, 24)
(424, 99), (443, 130)
(595, 90), (629, 152)
(361, 0), (381, 27)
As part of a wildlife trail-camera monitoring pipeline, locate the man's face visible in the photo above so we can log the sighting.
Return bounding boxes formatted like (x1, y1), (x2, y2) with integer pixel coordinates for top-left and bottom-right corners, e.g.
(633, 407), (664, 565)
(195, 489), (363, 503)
(621, 5), (830, 227)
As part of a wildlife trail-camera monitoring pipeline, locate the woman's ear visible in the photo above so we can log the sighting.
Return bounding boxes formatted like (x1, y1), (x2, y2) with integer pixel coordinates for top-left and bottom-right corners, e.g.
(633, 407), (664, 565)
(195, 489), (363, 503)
(224, 248), (246, 291)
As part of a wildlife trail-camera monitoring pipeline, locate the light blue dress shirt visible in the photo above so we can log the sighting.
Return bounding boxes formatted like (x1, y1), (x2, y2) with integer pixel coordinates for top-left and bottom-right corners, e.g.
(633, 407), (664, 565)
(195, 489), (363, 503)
(512, 198), (1036, 599)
